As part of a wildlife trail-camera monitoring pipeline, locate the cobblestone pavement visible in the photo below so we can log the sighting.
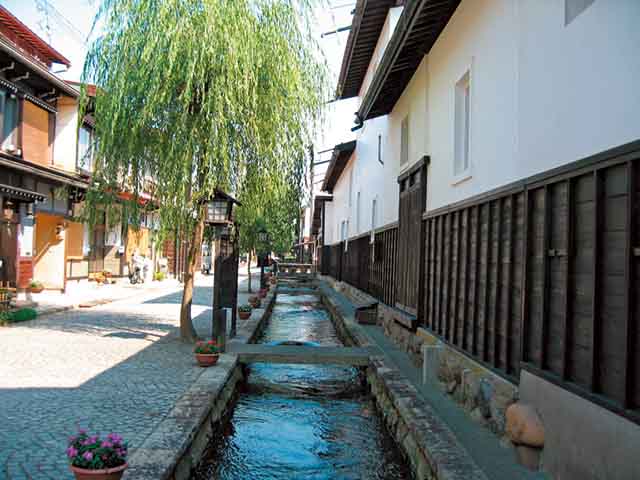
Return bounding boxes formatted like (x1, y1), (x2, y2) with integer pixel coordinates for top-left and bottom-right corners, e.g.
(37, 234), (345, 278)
(0, 272), (259, 479)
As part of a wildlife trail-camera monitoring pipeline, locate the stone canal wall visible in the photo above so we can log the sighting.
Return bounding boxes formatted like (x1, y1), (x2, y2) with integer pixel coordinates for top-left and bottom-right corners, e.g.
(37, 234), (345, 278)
(320, 283), (488, 480)
(318, 274), (519, 441)
(124, 290), (276, 480)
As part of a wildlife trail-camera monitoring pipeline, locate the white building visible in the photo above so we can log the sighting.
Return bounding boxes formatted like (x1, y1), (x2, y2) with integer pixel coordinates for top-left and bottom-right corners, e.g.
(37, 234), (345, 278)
(315, 1), (640, 479)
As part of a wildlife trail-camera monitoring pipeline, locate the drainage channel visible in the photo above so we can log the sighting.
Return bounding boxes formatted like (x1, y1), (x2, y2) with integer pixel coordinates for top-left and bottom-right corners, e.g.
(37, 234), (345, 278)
(191, 288), (413, 479)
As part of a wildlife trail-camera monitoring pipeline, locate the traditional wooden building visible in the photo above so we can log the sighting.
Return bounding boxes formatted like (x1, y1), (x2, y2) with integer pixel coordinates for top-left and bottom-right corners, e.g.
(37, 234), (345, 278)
(318, 1), (640, 478)
(0, 6), (88, 291)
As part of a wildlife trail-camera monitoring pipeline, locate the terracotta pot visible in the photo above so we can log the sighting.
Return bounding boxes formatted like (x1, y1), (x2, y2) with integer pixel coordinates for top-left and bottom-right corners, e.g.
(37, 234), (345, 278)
(70, 463), (127, 480)
(238, 310), (251, 320)
(30, 287), (44, 294)
(195, 353), (219, 367)
(258, 289), (267, 298)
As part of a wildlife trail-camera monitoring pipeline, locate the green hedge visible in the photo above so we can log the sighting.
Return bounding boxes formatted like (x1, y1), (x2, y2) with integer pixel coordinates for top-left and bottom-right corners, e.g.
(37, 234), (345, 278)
(0, 308), (38, 326)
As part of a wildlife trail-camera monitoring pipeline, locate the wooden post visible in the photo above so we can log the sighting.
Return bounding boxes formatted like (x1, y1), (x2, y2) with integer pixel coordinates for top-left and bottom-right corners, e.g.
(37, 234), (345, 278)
(212, 238), (226, 352)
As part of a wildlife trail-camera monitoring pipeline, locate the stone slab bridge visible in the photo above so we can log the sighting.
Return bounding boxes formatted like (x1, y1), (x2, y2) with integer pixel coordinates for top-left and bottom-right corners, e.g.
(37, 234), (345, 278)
(226, 343), (380, 366)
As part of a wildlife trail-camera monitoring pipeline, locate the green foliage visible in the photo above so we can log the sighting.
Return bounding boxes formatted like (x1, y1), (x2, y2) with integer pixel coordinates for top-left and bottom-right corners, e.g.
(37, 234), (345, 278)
(153, 271), (166, 281)
(0, 308), (38, 326)
(194, 340), (220, 355)
(238, 304), (252, 313)
(82, 0), (328, 248)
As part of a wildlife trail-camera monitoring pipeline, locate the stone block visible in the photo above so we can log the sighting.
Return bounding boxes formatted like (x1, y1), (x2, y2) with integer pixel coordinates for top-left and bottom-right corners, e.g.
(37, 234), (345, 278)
(422, 344), (443, 385)
(505, 403), (544, 448)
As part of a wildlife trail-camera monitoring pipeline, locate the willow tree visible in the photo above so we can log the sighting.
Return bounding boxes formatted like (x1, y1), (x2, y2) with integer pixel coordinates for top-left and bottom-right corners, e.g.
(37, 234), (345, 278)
(83, 0), (327, 341)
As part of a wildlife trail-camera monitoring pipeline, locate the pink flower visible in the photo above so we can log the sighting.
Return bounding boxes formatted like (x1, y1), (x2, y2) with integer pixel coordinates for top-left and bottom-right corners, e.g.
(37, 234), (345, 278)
(82, 452), (93, 461)
(66, 447), (78, 458)
(101, 441), (113, 448)
(78, 428), (87, 435)
(108, 433), (123, 444)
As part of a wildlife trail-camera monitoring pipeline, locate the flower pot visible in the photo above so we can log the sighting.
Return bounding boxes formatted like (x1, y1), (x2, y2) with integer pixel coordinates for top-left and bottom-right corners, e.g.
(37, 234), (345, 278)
(238, 310), (251, 320)
(70, 463), (127, 480)
(29, 287), (44, 294)
(195, 353), (219, 367)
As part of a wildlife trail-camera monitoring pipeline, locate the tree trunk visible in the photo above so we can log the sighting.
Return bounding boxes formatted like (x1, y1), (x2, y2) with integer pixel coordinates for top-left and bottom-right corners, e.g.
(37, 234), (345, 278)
(247, 250), (252, 293)
(179, 216), (203, 342)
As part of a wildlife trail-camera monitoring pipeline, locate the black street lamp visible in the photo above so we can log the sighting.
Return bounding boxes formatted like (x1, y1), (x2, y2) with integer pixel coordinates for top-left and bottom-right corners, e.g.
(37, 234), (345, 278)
(257, 226), (270, 289)
(204, 190), (240, 351)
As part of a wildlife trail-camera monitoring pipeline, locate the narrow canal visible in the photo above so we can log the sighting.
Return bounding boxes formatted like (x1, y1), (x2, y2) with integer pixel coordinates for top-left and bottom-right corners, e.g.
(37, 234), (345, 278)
(193, 288), (413, 479)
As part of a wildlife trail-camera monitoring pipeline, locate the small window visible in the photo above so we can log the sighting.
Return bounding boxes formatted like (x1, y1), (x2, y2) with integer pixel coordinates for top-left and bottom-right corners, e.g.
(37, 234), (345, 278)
(454, 71), (471, 178)
(356, 191), (361, 232)
(350, 171), (354, 204)
(370, 198), (377, 243)
(565, 0), (594, 25)
(0, 90), (20, 152)
(77, 125), (94, 172)
(377, 134), (383, 164)
(400, 116), (409, 166)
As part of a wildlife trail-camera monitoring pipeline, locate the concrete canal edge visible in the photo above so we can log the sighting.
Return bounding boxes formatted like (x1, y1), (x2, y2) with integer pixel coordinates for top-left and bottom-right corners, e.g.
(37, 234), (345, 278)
(123, 291), (276, 480)
(322, 286), (489, 480)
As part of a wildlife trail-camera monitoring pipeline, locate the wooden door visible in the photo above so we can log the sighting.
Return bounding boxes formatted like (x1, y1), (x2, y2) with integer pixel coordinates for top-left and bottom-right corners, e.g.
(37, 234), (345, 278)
(396, 158), (428, 316)
(0, 221), (18, 286)
(89, 227), (105, 274)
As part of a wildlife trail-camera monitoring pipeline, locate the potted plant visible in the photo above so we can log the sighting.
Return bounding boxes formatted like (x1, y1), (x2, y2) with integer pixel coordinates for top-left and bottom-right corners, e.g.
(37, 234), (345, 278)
(248, 295), (261, 309)
(67, 429), (128, 480)
(29, 280), (44, 294)
(238, 304), (252, 320)
(194, 340), (220, 367)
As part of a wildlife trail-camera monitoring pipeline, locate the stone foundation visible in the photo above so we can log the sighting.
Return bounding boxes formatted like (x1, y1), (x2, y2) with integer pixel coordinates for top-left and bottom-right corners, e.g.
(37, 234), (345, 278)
(318, 275), (520, 444)
(320, 281), (488, 480)
(318, 274), (425, 366)
(418, 328), (519, 440)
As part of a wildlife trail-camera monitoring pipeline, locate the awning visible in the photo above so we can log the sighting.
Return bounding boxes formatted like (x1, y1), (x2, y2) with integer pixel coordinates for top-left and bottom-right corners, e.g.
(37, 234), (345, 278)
(0, 183), (45, 202)
(321, 141), (357, 193)
(0, 153), (88, 189)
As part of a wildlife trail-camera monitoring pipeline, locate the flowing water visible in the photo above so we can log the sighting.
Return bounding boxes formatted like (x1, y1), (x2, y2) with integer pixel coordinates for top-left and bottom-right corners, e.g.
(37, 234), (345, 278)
(193, 289), (412, 480)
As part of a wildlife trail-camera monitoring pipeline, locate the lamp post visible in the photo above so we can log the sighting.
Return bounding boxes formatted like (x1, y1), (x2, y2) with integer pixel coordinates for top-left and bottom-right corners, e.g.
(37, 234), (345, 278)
(257, 226), (269, 289)
(204, 191), (240, 351)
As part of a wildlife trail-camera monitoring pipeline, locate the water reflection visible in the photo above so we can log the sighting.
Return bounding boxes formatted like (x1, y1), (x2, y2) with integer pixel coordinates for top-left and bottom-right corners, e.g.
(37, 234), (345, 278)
(193, 292), (412, 480)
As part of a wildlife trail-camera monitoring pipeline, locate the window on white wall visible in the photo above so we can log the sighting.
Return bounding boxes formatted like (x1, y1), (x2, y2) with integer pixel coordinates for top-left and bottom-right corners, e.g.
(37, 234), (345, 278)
(377, 134), (383, 164)
(565, 0), (594, 25)
(454, 71), (471, 178)
(356, 192), (361, 232)
(348, 170), (353, 207)
(370, 198), (377, 243)
(400, 116), (409, 166)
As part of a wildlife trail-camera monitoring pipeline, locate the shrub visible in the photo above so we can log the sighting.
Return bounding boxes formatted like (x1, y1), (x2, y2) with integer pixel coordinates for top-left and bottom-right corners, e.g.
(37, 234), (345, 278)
(194, 340), (220, 355)
(154, 271), (166, 281)
(10, 308), (37, 323)
(67, 430), (128, 470)
(29, 280), (43, 289)
(0, 308), (37, 326)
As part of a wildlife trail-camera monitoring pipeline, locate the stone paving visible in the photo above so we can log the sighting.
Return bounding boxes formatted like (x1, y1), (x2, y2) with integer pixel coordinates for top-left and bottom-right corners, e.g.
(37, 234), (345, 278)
(0, 271), (260, 480)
